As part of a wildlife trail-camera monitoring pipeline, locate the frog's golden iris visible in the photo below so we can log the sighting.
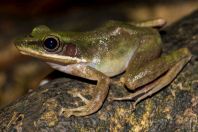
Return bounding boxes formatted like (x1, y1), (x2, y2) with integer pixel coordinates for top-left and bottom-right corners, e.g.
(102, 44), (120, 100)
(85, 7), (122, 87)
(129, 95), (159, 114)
(43, 36), (60, 52)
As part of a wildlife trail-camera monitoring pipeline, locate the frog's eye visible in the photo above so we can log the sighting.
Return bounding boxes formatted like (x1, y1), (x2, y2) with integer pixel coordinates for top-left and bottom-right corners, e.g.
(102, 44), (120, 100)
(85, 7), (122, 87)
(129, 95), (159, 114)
(43, 36), (60, 52)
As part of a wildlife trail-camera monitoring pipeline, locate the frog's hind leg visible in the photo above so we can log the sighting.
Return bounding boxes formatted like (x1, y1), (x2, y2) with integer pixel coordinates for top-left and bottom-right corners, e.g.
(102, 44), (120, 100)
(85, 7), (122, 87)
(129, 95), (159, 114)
(104, 18), (166, 29)
(113, 48), (191, 107)
(132, 56), (190, 107)
(130, 18), (166, 28)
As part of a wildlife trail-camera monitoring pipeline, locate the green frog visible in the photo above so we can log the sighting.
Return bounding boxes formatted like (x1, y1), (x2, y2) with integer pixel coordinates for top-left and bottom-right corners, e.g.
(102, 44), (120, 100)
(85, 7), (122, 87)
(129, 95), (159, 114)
(14, 19), (191, 117)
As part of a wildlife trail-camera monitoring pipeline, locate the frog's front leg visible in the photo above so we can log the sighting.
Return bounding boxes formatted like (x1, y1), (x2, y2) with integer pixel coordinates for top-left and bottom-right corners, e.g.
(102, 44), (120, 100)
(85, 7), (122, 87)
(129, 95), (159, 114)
(113, 48), (191, 107)
(59, 65), (110, 117)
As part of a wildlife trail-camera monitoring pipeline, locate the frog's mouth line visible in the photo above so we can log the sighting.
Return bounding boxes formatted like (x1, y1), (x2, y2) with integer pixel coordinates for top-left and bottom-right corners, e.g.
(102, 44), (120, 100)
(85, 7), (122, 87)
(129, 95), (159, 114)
(18, 46), (87, 65)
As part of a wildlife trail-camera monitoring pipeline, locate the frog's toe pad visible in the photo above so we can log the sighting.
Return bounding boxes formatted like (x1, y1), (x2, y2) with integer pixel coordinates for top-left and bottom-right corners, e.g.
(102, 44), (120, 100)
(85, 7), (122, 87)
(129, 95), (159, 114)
(59, 105), (93, 117)
(59, 108), (73, 118)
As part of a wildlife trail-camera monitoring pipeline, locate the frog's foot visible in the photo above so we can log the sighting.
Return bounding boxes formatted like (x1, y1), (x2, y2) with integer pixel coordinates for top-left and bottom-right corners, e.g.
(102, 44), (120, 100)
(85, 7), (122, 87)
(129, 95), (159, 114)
(59, 86), (107, 117)
(112, 52), (191, 107)
(59, 97), (103, 117)
(57, 66), (110, 117)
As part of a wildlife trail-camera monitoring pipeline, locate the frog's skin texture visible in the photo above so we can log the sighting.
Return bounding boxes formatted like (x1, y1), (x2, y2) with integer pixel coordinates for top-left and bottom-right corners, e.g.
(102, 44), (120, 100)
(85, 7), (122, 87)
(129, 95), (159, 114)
(15, 19), (192, 117)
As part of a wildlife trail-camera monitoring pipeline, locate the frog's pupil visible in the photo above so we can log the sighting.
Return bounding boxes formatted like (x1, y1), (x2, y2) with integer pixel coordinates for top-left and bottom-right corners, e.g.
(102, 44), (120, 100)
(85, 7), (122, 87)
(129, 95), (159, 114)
(44, 38), (58, 50)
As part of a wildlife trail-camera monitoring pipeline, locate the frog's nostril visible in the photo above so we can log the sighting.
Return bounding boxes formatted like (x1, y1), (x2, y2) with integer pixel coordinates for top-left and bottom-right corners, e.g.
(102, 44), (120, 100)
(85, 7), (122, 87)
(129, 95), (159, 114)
(14, 39), (20, 46)
(14, 39), (25, 48)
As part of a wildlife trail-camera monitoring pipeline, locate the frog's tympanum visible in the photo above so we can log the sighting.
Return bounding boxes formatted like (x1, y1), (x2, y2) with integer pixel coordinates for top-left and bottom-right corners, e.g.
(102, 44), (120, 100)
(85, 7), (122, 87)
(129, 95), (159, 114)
(15, 19), (192, 117)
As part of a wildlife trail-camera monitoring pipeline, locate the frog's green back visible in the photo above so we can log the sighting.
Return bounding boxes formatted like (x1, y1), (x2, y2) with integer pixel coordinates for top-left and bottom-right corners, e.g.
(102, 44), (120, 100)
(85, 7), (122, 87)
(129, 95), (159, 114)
(83, 21), (162, 76)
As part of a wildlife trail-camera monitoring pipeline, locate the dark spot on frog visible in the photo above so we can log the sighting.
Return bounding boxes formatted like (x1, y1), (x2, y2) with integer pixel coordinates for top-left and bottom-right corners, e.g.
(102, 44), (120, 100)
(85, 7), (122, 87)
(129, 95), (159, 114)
(63, 43), (78, 57)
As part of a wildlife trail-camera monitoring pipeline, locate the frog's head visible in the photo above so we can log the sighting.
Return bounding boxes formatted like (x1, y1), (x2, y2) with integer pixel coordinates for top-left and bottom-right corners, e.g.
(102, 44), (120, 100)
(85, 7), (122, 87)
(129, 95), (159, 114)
(15, 25), (88, 65)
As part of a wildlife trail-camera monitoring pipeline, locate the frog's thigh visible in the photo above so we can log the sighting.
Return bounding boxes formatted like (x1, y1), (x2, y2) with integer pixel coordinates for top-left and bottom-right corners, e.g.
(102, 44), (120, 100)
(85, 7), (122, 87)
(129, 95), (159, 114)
(121, 36), (162, 89)
(123, 48), (191, 90)
(113, 48), (191, 104)
(131, 55), (191, 106)
(60, 66), (110, 117)
(113, 51), (191, 106)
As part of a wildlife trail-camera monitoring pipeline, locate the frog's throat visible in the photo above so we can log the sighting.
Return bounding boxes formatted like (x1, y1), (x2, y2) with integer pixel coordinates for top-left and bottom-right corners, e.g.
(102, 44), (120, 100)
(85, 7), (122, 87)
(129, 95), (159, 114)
(19, 47), (87, 64)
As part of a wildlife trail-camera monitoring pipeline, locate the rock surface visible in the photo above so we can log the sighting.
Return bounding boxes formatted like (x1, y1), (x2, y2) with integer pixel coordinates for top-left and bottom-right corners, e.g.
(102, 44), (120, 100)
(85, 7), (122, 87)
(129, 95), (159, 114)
(0, 10), (197, 131)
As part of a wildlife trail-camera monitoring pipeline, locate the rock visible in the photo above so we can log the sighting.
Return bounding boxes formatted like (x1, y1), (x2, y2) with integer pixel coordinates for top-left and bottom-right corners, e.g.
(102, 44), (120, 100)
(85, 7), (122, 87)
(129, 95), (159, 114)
(0, 10), (198, 131)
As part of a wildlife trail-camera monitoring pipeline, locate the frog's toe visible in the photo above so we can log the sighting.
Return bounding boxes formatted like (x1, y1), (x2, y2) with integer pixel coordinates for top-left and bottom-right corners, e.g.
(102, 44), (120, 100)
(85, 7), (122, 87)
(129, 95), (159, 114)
(59, 106), (87, 117)
(110, 93), (139, 101)
(68, 91), (91, 105)
(59, 100), (102, 117)
(75, 93), (90, 105)
(59, 107), (73, 118)
(131, 102), (136, 110)
(110, 96), (125, 101)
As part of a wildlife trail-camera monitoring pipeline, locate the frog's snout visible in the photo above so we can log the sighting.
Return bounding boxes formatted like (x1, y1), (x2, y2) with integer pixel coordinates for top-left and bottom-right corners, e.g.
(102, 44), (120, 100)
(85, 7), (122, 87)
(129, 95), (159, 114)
(14, 39), (29, 52)
(14, 37), (36, 50)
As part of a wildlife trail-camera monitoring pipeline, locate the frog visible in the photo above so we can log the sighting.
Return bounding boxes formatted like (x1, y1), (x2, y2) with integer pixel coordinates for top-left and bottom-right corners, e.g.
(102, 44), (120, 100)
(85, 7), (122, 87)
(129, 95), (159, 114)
(14, 18), (192, 117)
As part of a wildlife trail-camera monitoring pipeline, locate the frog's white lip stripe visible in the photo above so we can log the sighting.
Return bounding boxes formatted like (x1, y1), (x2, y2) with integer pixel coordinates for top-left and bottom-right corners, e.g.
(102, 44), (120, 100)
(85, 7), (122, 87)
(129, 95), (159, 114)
(19, 47), (87, 64)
